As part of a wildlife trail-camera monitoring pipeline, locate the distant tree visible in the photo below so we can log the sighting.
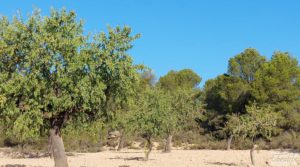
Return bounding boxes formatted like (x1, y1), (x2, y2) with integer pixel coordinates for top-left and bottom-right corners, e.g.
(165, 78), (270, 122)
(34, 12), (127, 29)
(162, 88), (203, 152)
(203, 49), (266, 140)
(0, 9), (140, 167)
(106, 69), (153, 151)
(157, 69), (202, 152)
(202, 49), (300, 152)
(252, 52), (300, 130)
(203, 74), (251, 138)
(129, 88), (173, 160)
(204, 75), (251, 115)
(228, 48), (266, 83)
(157, 69), (201, 91)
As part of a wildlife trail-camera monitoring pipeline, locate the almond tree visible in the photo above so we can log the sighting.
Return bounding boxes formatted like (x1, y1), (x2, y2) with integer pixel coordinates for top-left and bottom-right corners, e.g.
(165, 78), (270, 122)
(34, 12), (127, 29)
(0, 9), (140, 167)
(129, 88), (172, 160)
(228, 103), (281, 165)
(157, 69), (202, 152)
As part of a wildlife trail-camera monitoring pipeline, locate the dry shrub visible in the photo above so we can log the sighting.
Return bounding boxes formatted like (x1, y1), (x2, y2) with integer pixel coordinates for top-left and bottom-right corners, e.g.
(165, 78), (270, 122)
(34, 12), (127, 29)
(269, 131), (300, 149)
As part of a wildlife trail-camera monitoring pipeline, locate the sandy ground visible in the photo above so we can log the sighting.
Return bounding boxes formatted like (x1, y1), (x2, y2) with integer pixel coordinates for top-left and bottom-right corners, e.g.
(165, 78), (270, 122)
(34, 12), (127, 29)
(0, 149), (299, 167)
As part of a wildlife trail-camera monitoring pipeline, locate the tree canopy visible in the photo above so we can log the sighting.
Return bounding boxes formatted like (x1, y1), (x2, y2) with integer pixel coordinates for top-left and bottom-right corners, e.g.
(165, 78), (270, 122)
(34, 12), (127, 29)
(1, 8), (300, 166)
(0, 9), (142, 166)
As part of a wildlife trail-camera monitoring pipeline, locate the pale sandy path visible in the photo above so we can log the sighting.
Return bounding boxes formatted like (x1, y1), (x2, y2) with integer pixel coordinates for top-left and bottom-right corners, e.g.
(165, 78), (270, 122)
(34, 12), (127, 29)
(0, 149), (299, 167)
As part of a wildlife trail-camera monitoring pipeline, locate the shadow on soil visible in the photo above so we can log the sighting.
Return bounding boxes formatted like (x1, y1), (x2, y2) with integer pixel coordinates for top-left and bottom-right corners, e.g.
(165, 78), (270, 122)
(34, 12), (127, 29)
(109, 156), (149, 161)
(205, 161), (237, 166)
(1, 165), (27, 167)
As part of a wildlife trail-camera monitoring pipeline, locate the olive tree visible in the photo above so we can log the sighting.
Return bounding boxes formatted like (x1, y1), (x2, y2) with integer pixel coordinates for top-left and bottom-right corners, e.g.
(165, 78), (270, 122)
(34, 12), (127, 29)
(0, 9), (140, 167)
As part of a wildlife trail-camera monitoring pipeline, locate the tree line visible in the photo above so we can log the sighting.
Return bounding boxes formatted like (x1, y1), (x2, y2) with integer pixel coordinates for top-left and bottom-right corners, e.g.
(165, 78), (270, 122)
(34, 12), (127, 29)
(0, 9), (299, 166)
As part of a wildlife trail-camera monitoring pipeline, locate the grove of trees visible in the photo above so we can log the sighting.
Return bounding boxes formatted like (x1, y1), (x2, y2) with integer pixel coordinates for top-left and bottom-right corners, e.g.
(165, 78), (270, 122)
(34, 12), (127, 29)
(0, 9), (300, 166)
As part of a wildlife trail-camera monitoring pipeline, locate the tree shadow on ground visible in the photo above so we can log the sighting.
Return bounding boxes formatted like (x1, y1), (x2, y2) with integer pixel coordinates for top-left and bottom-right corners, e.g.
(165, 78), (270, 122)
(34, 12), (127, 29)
(109, 156), (150, 161)
(205, 161), (237, 166)
(0, 151), (78, 159)
(1, 165), (41, 167)
(118, 151), (143, 154)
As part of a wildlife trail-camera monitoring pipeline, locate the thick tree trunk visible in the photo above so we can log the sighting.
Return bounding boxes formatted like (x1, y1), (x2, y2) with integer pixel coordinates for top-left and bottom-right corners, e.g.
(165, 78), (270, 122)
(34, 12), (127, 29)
(250, 144), (258, 166)
(117, 130), (125, 151)
(227, 135), (233, 150)
(48, 135), (53, 158)
(163, 134), (172, 153)
(144, 138), (152, 161)
(50, 128), (68, 167)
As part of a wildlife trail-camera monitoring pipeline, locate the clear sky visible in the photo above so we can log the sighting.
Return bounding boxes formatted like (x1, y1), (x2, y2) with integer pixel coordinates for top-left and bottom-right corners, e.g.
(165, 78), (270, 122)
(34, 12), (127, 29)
(1, 0), (300, 86)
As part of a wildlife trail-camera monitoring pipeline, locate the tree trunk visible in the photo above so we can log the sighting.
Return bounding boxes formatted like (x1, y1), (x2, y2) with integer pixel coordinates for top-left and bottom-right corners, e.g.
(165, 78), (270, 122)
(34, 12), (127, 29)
(227, 135), (233, 150)
(48, 135), (53, 158)
(50, 128), (68, 167)
(117, 130), (125, 151)
(250, 144), (258, 166)
(163, 134), (172, 153)
(144, 138), (152, 161)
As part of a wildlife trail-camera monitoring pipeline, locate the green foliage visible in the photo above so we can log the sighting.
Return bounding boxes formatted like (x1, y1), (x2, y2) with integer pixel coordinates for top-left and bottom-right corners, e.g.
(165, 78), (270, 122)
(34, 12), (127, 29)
(62, 116), (105, 151)
(0, 95), (6, 107)
(129, 88), (172, 139)
(0, 8), (300, 151)
(157, 69), (203, 135)
(92, 25), (141, 113)
(253, 52), (300, 104)
(203, 49), (300, 143)
(157, 69), (201, 91)
(204, 75), (251, 115)
(0, 8), (140, 146)
(202, 74), (251, 138)
(171, 89), (203, 132)
(252, 52), (300, 130)
(226, 103), (281, 141)
(224, 114), (242, 137)
(11, 110), (43, 143)
(223, 103), (281, 149)
(228, 48), (266, 83)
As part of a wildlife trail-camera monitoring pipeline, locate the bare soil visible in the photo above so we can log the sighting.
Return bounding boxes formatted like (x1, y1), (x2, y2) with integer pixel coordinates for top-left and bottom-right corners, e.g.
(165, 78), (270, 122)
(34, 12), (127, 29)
(0, 148), (299, 167)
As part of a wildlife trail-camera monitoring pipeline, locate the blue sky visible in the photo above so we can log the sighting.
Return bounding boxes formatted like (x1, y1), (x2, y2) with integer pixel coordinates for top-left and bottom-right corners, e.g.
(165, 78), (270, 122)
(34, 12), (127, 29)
(1, 0), (300, 87)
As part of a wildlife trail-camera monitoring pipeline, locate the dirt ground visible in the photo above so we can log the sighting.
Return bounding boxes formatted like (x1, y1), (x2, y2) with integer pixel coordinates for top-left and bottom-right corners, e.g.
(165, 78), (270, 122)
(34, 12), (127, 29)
(0, 149), (299, 167)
